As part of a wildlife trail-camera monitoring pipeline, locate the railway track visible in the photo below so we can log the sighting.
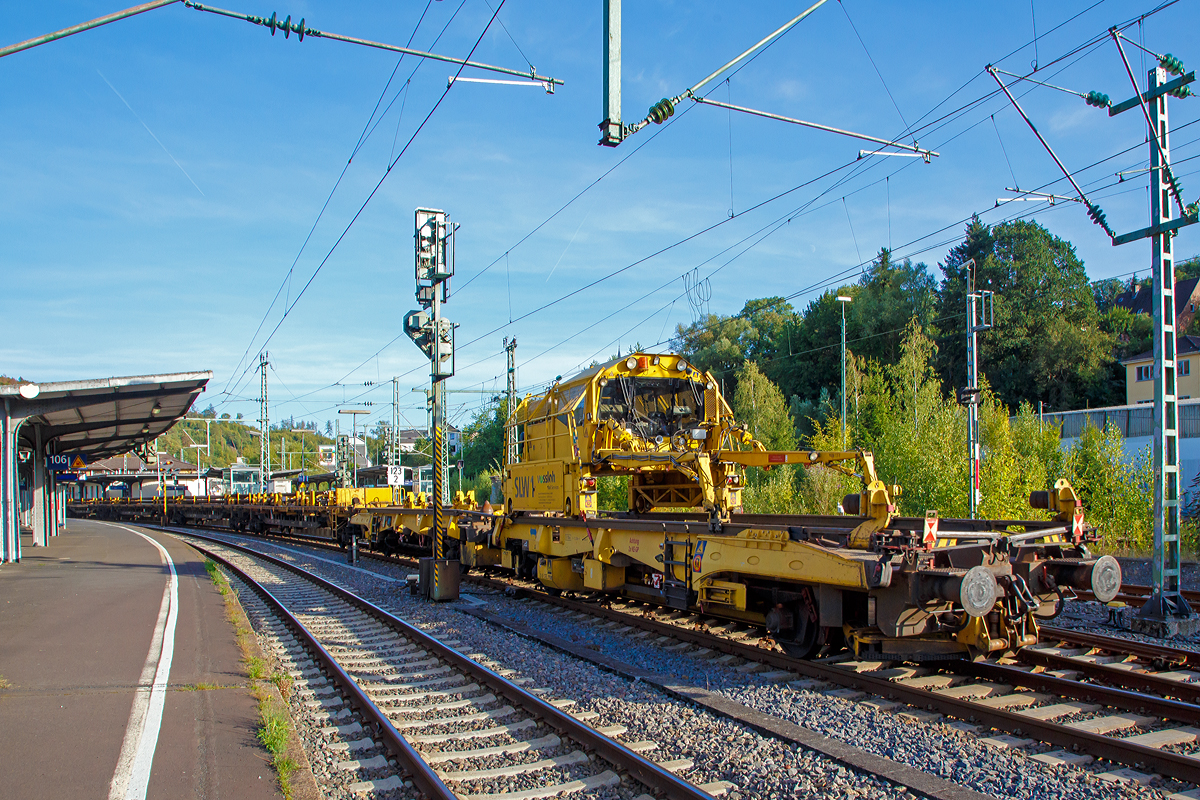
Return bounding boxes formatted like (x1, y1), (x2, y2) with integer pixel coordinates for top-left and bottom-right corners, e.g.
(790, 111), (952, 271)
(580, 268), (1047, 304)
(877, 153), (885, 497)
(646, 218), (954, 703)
(487, 592), (1200, 788)
(180, 531), (723, 800)
(160, 522), (1200, 792)
(1073, 583), (1200, 607)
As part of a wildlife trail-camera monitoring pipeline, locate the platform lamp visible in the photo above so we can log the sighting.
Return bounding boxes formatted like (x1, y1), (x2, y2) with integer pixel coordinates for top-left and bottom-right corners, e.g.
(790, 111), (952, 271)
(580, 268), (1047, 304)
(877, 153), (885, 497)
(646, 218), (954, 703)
(339, 409), (370, 488)
(836, 295), (853, 449)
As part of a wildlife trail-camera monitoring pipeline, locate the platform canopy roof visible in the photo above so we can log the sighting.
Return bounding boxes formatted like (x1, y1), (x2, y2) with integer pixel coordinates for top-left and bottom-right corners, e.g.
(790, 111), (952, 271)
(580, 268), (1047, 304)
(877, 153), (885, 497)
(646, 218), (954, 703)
(0, 371), (212, 460)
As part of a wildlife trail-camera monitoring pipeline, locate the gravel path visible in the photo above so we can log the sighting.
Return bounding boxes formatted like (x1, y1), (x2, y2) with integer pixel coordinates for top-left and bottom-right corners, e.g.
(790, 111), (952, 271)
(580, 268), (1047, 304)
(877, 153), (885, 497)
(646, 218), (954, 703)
(185, 531), (1173, 800)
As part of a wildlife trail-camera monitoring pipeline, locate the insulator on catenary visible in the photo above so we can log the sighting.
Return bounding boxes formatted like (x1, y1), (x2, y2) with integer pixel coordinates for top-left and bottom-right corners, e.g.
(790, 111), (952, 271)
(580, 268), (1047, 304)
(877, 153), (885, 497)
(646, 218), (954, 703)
(1166, 170), (1186, 204)
(1169, 85), (1195, 100)
(265, 11), (307, 40)
(1160, 53), (1186, 76)
(1084, 90), (1110, 108)
(648, 97), (675, 124)
(1086, 201), (1115, 238)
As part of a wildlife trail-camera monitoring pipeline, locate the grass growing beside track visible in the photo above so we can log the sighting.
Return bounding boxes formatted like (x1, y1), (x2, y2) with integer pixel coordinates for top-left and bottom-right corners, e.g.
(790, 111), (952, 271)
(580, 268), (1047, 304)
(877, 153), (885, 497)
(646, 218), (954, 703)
(205, 558), (301, 799)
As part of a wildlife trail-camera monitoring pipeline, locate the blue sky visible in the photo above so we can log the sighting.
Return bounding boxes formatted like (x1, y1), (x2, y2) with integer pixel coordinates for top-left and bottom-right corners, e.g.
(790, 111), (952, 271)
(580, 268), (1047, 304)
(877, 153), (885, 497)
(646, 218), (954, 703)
(3, 0), (1199, 434)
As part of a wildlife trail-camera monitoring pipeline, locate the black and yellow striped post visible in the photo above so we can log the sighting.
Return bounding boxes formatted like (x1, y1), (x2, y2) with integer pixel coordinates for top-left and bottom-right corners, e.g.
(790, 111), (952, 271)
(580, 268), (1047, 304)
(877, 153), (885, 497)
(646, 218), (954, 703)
(432, 414), (445, 595)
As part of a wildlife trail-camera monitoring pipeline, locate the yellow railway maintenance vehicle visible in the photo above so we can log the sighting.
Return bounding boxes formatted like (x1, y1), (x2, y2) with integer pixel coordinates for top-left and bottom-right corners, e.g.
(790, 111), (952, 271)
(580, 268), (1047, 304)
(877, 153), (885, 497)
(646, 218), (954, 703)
(70, 352), (1121, 661)
(457, 352), (1120, 660)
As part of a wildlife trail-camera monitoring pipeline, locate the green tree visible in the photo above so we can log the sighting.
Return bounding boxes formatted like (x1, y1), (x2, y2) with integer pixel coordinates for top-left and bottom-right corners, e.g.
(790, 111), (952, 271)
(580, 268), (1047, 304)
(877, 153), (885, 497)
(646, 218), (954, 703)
(597, 475), (630, 511)
(458, 399), (509, 479)
(732, 361), (795, 451)
(1064, 422), (1153, 552)
(1176, 254), (1200, 282)
(935, 217), (1114, 411)
(849, 248), (937, 365)
(672, 299), (797, 396)
(1092, 277), (1128, 313)
(772, 291), (847, 405)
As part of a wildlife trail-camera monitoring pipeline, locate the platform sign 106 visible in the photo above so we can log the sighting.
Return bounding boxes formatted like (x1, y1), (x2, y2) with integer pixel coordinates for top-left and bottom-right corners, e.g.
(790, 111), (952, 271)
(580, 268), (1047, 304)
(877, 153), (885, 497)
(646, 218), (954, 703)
(46, 454), (88, 470)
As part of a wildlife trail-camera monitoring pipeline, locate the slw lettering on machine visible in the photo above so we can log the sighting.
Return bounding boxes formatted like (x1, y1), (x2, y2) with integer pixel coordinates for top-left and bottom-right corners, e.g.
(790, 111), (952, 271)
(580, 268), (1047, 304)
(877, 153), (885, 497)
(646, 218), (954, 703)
(513, 476), (537, 499)
(513, 470), (558, 499)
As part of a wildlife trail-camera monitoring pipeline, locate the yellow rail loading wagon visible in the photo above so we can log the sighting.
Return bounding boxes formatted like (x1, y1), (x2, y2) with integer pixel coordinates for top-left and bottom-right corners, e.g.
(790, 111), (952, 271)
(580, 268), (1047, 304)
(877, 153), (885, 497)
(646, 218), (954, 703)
(475, 353), (1119, 660)
(70, 352), (1121, 661)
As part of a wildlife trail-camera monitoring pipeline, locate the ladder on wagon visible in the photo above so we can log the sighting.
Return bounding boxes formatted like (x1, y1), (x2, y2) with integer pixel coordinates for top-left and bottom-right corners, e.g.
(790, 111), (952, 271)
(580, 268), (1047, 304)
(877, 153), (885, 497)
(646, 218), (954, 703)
(662, 536), (692, 610)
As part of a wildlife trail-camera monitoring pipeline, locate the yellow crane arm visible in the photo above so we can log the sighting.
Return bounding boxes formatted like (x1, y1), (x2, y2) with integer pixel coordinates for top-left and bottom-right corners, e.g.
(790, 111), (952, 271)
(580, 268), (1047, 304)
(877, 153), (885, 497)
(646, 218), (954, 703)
(715, 449), (881, 483)
(717, 448), (899, 548)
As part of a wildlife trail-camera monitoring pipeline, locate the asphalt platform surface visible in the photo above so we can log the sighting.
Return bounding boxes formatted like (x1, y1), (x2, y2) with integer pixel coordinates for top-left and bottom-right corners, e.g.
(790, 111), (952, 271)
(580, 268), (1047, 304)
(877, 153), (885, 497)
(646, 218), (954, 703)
(0, 518), (278, 799)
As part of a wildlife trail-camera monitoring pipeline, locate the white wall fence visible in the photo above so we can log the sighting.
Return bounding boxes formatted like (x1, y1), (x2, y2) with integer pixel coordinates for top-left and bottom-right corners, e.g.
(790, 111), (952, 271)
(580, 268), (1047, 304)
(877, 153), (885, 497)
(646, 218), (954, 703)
(1036, 400), (1200, 505)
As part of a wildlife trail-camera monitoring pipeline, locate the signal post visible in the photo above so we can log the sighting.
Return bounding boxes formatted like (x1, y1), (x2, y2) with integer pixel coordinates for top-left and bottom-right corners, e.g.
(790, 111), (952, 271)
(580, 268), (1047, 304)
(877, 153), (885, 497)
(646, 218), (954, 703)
(405, 208), (459, 601)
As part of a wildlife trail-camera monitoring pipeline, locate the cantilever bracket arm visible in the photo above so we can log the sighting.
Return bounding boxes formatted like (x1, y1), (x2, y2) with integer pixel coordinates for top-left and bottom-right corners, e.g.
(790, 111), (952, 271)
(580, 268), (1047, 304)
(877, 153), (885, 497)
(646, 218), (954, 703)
(1108, 29), (1188, 215)
(1112, 214), (1199, 246)
(620, 0), (829, 141)
(987, 65), (1115, 241)
(182, 1), (563, 88)
(0, 0), (180, 59)
(692, 96), (937, 161)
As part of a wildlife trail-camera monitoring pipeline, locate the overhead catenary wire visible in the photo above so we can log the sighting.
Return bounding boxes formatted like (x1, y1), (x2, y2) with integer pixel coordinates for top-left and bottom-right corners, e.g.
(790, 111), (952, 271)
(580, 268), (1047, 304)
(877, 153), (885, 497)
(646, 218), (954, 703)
(278, 88), (1190, 419)
(992, 114), (1021, 188)
(219, 2), (508, 407)
(22, 0), (1142, 427)
(568, 145), (1200, 383)
(274, 156), (1196, 426)
(234, 1), (1190, 419)
(837, 0), (913, 142)
(481, 0), (533, 70)
(472, 0), (1147, 322)
(511, 2), (1160, 360)
(283, 86), (1200, 421)
(220, 0), (447, 404)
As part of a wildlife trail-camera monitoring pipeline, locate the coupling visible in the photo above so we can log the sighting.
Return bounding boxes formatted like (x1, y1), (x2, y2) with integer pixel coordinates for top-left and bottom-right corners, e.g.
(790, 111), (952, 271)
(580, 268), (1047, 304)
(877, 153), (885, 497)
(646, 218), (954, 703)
(920, 565), (999, 618)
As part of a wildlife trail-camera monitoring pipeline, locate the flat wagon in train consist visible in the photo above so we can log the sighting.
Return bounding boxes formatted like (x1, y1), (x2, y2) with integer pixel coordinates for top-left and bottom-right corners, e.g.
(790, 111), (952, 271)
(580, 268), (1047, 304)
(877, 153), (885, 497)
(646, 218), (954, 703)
(72, 352), (1120, 661)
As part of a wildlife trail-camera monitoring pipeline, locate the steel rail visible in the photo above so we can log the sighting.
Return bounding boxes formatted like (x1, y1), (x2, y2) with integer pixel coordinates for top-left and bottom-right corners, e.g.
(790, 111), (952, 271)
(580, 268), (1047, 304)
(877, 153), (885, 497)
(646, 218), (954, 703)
(1041, 625), (1200, 669)
(115, 519), (1200, 782)
(181, 531), (714, 800)
(1075, 582), (1200, 606)
(955, 658), (1200, 724)
(1012, 647), (1200, 706)
(187, 539), (457, 800)
(481, 581), (1200, 782)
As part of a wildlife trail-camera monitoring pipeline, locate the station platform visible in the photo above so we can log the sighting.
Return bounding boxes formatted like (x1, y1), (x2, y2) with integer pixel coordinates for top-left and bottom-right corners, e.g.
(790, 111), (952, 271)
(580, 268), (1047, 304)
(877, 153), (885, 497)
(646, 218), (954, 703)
(0, 518), (279, 799)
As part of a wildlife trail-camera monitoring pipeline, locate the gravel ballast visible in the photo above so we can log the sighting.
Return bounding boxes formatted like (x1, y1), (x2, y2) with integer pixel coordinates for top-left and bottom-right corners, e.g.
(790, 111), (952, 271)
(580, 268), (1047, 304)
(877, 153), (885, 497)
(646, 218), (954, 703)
(181, 531), (1174, 800)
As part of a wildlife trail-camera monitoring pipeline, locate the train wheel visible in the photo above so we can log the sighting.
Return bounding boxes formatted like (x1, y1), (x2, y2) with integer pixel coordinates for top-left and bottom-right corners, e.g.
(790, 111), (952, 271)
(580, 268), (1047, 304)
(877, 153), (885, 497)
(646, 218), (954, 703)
(780, 588), (828, 659)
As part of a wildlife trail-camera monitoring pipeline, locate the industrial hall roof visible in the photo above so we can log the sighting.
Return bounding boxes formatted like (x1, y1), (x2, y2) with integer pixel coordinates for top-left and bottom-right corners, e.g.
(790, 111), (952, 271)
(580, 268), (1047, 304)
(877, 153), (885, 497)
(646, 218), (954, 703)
(0, 372), (212, 460)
